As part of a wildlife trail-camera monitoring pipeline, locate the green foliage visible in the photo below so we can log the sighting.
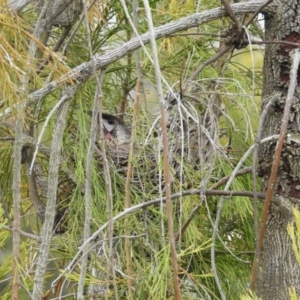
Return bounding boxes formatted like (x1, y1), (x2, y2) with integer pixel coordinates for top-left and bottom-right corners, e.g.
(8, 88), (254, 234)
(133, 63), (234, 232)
(288, 209), (300, 267)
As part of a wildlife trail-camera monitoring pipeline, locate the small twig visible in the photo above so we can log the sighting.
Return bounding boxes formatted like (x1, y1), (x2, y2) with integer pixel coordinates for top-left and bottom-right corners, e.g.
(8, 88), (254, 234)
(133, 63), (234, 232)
(12, 114), (22, 300)
(251, 40), (300, 47)
(3, 225), (41, 242)
(169, 36), (300, 48)
(184, 44), (234, 91)
(175, 167), (252, 242)
(119, 17), (133, 120)
(62, 0), (98, 55)
(23, 125), (46, 223)
(220, 0), (239, 26)
(29, 96), (69, 174)
(171, 32), (224, 37)
(184, 0), (274, 93)
(0, 137), (15, 141)
(51, 186), (283, 289)
(124, 80), (140, 295)
(244, 0), (274, 28)
(76, 1), (103, 298)
(142, 0), (182, 298)
(24, 156), (46, 223)
(98, 95), (119, 300)
(0, 129), (79, 188)
(212, 167), (253, 190)
(36, 26), (72, 73)
(20, 283), (33, 300)
(250, 49), (300, 291)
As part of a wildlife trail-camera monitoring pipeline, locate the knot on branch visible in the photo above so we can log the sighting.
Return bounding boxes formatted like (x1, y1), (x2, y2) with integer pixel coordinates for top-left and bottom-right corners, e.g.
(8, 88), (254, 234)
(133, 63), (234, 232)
(223, 25), (248, 50)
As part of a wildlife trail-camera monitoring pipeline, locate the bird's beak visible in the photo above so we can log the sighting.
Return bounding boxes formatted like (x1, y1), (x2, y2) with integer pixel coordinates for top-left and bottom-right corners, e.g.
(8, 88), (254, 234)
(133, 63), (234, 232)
(105, 133), (112, 140)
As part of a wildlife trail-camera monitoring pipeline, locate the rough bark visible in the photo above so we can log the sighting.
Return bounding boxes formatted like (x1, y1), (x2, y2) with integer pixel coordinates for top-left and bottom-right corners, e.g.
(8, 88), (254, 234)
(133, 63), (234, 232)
(259, 1), (300, 298)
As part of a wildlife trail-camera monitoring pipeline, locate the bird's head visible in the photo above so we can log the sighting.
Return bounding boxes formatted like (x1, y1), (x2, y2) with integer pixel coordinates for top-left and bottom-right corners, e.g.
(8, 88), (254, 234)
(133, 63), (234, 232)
(102, 113), (119, 137)
(87, 111), (130, 147)
(101, 113), (130, 146)
(101, 113), (122, 140)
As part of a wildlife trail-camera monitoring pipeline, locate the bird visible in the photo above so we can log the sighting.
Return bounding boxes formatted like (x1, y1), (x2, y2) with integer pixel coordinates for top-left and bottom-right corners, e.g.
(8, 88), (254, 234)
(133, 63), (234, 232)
(101, 113), (131, 149)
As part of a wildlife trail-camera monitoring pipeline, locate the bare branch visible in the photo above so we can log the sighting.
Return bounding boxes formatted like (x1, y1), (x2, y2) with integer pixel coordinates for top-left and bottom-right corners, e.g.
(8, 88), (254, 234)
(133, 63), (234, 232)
(245, 0), (274, 27)
(175, 167), (253, 242)
(8, 0), (32, 11)
(142, 0), (182, 298)
(3, 225), (41, 242)
(12, 114), (22, 300)
(184, 44), (234, 91)
(32, 85), (78, 299)
(220, 0), (240, 26)
(124, 80), (140, 295)
(9, 1), (269, 103)
(51, 187), (283, 289)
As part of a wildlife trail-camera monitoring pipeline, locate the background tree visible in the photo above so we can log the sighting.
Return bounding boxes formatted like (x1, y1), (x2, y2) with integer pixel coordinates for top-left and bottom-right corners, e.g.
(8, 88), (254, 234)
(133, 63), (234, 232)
(1, 0), (298, 299)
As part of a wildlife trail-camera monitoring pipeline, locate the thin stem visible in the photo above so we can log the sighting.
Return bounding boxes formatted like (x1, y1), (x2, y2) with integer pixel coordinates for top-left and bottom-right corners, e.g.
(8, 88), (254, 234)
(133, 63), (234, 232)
(76, 1), (103, 298)
(124, 80), (140, 295)
(142, 0), (182, 298)
(12, 112), (22, 300)
(175, 167), (253, 242)
(220, 0), (240, 26)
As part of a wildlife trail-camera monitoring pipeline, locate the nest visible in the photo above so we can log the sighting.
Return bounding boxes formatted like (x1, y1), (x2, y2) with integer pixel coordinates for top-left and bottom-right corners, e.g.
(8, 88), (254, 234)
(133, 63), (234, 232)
(95, 93), (218, 194)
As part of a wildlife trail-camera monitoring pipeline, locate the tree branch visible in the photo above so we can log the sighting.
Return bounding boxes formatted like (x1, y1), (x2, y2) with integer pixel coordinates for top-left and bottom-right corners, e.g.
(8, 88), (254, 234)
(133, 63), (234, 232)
(32, 85), (78, 299)
(142, 0), (182, 297)
(3, 225), (41, 242)
(51, 187), (283, 289)
(220, 0), (240, 26)
(1, 1), (269, 110)
(175, 167), (253, 242)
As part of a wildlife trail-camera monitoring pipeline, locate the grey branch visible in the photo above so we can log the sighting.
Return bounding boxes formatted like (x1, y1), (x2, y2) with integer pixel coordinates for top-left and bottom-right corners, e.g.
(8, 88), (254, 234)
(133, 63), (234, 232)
(8, 0), (32, 11)
(27, 1), (270, 101)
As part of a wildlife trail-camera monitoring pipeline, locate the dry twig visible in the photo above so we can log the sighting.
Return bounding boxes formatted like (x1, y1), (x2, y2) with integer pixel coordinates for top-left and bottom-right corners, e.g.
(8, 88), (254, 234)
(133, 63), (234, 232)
(76, 1), (102, 297)
(124, 80), (140, 295)
(142, 0), (182, 297)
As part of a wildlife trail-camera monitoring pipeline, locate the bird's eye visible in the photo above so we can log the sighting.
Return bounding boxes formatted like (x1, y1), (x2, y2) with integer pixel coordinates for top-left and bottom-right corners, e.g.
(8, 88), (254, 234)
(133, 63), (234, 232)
(108, 120), (115, 125)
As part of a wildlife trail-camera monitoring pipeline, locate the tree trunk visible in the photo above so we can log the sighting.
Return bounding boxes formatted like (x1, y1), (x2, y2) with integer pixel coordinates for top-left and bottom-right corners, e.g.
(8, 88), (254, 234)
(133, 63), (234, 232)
(260, 1), (300, 299)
